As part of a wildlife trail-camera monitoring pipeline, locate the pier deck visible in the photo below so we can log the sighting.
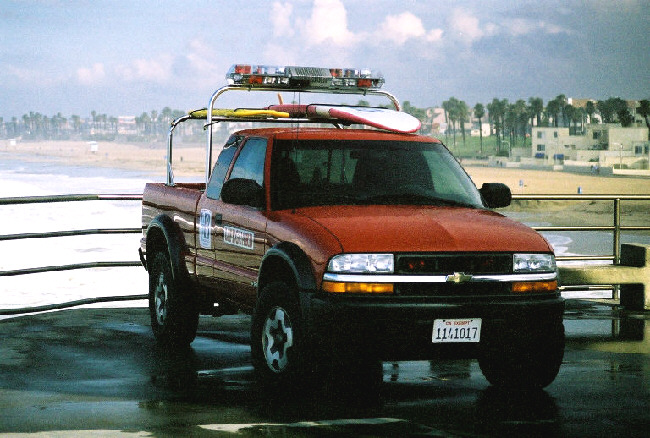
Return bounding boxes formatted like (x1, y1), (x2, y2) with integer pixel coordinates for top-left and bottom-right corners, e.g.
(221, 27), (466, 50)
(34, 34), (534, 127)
(1, 301), (648, 437)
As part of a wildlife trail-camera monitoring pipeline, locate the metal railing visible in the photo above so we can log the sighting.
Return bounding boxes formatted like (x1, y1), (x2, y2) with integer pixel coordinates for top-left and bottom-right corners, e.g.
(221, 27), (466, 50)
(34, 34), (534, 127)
(511, 194), (650, 264)
(0, 194), (143, 276)
(0, 194), (145, 315)
(1, 192), (649, 314)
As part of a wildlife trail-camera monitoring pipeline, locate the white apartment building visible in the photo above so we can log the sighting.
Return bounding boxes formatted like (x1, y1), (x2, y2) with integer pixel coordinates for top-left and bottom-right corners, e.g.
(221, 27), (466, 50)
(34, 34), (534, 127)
(532, 124), (649, 169)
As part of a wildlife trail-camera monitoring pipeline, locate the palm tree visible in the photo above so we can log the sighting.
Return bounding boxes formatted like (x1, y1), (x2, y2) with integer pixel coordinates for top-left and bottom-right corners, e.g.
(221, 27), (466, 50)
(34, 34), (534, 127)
(458, 100), (469, 149)
(564, 104), (579, 134)
(556, 95), (568, 126)
(514, 100), (528, 148)
(504, 103), (516, 151)
(71, 115), (81, 135)
(473, 103), (485, 154)
(91, 110), (97, 132)
(585, 101), (596, 124)
(547, 95), (567, 127)
(487, 98), (507, 153)
(528, 97), (544, 127)
(137, 112), (151, 135)
(487, 100), (498, 152)
(150, 110), (158, 136)
(442, 97), (461, 148)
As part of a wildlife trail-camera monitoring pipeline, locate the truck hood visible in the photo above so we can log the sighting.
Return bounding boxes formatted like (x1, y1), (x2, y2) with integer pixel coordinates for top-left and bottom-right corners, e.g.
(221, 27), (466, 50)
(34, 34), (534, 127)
(295, 205), (552, 254)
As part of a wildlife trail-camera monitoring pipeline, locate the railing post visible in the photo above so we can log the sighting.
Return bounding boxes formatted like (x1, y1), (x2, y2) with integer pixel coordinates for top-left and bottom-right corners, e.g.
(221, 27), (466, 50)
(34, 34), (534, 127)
(613, 198), (621, 301)
(613, 198), (621, 264)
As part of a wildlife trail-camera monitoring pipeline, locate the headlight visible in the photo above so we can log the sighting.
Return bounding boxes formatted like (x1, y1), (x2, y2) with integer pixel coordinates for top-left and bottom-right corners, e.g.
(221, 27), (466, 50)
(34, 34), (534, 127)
(513, 254), (556, 273)
(328, 253), (394, 273)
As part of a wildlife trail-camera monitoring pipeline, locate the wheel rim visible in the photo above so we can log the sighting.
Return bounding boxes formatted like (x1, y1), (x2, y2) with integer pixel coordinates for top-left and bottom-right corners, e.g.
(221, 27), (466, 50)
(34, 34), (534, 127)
(154, 271), (168, 326)
(262, 306), (294, 373)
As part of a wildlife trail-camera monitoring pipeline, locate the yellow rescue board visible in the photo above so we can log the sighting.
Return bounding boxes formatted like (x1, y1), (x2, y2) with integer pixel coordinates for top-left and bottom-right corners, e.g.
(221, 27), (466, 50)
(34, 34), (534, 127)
(189, 108), (290, 119)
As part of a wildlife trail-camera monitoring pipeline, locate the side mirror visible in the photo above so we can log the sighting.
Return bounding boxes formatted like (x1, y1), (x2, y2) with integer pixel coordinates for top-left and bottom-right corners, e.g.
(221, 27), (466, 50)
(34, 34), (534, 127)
(480, 183), (511, 208)
(221, 178), (264, 208)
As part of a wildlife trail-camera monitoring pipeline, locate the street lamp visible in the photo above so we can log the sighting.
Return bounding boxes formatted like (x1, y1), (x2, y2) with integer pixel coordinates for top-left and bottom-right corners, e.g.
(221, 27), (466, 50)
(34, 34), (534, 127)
(613, 142), (622, 169)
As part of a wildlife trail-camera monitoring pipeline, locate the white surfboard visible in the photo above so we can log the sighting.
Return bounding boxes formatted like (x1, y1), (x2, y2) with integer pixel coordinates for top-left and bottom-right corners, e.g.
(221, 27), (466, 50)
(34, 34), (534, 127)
(307, 105), (421, 133)
(268, 104), (421, 133)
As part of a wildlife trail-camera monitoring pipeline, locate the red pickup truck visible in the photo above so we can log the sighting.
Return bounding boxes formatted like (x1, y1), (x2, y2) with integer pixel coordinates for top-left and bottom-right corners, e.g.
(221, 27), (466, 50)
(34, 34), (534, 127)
(140, 65), (564, 390)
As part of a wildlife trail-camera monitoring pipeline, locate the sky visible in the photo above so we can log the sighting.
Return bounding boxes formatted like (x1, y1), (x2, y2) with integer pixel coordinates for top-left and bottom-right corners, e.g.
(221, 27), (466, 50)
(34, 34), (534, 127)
(1, 0), (649, 119)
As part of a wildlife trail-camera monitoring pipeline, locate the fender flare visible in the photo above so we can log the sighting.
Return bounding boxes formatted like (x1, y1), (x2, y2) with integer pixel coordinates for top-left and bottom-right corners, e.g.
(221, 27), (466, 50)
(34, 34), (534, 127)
(259, 241), (317, 293)
(145, 214), (189, 283)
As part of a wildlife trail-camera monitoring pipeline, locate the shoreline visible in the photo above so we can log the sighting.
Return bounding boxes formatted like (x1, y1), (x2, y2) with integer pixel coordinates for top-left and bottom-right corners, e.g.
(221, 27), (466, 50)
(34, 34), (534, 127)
(1, 140), (205, 178)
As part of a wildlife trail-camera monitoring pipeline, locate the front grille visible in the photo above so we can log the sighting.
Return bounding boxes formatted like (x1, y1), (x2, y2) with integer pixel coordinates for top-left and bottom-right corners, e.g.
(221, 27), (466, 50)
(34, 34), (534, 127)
(396, 253), (512, 275)
(396, 282), (511, 297)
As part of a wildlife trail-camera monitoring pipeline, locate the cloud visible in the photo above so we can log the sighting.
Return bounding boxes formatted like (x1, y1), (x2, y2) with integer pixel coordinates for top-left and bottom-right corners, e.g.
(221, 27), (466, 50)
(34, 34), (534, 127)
(449, 8), (496, 44)
(376, 12), (443, 45)
(426, 28), (444, 43)
(271, 2), (294, 38)
(298, 0), (355, 46)
(184, 39), (218, 76)
(503, 18), (570, 37)
(115, 55), (173, 83)
(76, 63), (105, 85)
(447, 7), (572, 47)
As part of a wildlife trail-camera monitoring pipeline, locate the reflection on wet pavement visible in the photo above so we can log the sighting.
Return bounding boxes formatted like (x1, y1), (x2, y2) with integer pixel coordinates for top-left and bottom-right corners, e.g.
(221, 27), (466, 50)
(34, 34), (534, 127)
(0, 302), (649, 436)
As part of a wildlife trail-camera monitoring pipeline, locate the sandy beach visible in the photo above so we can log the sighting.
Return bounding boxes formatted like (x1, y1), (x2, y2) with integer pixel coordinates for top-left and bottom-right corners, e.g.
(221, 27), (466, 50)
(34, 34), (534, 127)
(4, 140), (649, 191)
(3, 139), (649, 227)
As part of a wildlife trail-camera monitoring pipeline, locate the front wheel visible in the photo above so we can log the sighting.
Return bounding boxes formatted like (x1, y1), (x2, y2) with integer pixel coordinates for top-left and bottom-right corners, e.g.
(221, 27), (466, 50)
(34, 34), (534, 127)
(148, 251), (199, 348)
(478, 322), (565, 390)
(251, 282), (308, 391)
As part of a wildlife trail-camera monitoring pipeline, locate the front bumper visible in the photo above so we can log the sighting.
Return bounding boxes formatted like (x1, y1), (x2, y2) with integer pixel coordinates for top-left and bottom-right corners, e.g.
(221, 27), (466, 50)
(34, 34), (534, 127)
(302, 292), (565, 360)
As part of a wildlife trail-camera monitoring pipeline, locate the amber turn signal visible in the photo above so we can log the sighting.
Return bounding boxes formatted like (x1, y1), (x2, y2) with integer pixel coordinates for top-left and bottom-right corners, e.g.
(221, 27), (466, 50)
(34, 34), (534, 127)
(322, 281), (394, 294)
(512, 280), (558, 293)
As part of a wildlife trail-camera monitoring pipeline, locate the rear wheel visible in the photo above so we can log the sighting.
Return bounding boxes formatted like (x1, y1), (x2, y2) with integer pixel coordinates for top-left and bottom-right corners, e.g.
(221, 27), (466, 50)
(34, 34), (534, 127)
(478, 322), (565, 390)
(148, 251), (199, 347)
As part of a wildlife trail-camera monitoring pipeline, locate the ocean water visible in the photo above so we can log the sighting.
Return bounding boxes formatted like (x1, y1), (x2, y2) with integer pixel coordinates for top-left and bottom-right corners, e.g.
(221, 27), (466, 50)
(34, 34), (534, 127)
(2, 155), (646, 314)
(0, 155), (155, 314)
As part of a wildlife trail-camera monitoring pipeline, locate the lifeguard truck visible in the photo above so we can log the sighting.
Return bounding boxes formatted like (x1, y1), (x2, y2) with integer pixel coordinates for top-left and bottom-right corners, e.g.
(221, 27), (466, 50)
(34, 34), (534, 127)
(139, 65), (564, 390)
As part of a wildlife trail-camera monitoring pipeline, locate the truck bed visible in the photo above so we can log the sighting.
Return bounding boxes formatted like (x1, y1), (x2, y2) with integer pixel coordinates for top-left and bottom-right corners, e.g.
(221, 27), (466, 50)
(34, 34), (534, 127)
(141, 182), (205, 258)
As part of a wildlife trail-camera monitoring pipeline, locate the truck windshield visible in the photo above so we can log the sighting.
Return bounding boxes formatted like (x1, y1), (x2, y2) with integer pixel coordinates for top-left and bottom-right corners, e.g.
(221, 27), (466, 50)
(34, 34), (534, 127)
(271, 140), (484, 210)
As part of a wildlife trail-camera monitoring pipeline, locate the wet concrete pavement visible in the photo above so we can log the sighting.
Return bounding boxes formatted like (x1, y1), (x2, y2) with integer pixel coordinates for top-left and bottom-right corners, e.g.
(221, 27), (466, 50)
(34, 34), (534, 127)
(0, 300), (649, 437)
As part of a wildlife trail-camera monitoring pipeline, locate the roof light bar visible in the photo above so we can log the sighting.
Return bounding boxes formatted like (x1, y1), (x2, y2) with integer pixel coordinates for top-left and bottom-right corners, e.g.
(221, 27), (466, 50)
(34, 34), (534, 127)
(226, 64), (385, 91)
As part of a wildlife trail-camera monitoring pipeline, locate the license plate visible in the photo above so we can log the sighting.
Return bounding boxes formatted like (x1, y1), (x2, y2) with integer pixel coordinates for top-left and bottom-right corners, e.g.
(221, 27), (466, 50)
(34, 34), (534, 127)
(432, 318), (482, 343)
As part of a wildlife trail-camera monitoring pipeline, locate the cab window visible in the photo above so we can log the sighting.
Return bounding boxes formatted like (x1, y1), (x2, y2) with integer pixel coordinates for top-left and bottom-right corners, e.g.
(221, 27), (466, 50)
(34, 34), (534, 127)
(228, 137), (267, 187)
(206, 136), (241, 200)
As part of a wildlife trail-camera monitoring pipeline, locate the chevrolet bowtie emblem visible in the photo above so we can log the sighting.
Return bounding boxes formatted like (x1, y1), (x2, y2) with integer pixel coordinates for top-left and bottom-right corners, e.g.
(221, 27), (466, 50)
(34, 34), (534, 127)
(446, 272), (473, 283)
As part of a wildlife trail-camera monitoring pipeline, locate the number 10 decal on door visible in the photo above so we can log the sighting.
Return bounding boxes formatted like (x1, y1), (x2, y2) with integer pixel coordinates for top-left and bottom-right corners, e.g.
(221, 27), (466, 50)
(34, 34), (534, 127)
(199, 209), (212, 249)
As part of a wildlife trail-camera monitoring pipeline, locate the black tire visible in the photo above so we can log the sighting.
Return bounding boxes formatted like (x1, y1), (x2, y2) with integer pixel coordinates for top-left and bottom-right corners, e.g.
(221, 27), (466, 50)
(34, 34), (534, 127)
(478, 322), (565, 390)
(148, 251), (199, 347)
(250, 281), (308, 391)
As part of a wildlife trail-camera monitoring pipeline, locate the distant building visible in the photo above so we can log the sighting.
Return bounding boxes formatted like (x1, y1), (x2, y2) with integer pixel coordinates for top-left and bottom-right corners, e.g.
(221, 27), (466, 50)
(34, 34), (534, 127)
(531, 124), (650, 169)
(425, 107), (490, 137)
(117, 116), (137, 135)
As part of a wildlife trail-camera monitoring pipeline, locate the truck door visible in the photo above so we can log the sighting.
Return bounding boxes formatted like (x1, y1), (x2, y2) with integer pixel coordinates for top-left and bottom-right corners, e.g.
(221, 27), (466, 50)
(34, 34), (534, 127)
(197, 136), (269, 309)
(195, 136), (240, 292)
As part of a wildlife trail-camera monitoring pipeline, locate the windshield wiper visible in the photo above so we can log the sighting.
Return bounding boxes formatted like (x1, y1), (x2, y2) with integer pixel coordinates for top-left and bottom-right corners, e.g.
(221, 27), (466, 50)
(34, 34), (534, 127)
(359, 192), (477, 208)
